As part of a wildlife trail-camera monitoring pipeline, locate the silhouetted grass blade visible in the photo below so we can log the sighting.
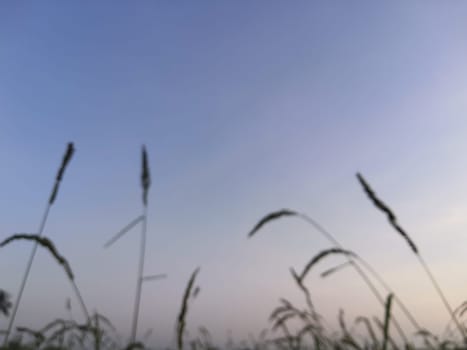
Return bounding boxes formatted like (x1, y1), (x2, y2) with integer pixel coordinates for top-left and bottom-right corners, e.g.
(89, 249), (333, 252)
(382, 294), (394, 350)
(320, 261), (353, 278)
(357, 172), (466, 341)
(49, 142), (75, 205)
(299, 248), (355, 282)
(355, 316), (377, 348)
(141, 145), (151, 207)
(130, 146), (152, 343)
(248, 209), (297, 238)
(356, 173), (418, 254)
(289, 267), (301, 285)
(0, 234), (74, 280)
(373, 317), (397, 350)
(177, 267), (200, 350)
(338, 309), (361, 349)
(103, 215), (144, 248)
(271, 312), (297, 332)
(0, 290), (12, 317)
(141, 274), (167, 282)
(125, 341), (144, 350)
(16, 326), (45, 347)
(288, 268), (321, 330)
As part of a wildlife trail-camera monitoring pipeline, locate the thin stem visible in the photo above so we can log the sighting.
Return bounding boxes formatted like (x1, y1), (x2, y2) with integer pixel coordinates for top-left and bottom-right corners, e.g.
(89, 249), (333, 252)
(71, 280), (91, 323)
(417, 254), (466, 342)
(142, 274), (167, 282)
(3, 144), (89, 346)
(442, 301), (467, 339)
(130, 206), (147, 343)
(347, 259), (408, 344)
(3, 204), (50, 346)
(356, 256), (422, 331)
(356, 172), (466, 343)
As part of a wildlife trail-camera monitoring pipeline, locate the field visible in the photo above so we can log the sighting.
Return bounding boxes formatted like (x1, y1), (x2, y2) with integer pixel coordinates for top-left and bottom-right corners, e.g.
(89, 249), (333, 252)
(1, 144), (466, 350)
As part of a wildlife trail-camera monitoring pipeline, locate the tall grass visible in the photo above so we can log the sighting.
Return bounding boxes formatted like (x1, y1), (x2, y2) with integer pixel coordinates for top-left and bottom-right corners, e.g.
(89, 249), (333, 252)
(177, 268), (201, 350)
(247, 209), (417, 344)
(356, 172), (466, 343)
(131, 145), (151, 344)
(382, 294), (394, 350)
(3, 148), (467, 349)
(2, 143), (91, 346)
(103, 145), (154, 345)
(0, 234), (75, 280)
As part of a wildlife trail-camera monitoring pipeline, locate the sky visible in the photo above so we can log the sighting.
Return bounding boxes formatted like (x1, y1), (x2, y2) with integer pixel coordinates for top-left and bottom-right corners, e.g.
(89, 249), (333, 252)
(1, 1), (467, 348)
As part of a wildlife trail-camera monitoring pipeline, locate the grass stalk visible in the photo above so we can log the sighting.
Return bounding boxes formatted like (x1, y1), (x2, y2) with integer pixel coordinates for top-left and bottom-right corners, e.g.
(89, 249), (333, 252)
(3, 204), (50, 346)
(0, 233), (90, 341)
(356, 172), (466, 342)
(71, 281), (91, 330)
(130, 207), (147, 344)
(2, 143), (80, 346)
(177, 267), (200, 350)
(382, 294), (394, 350)
(289, 268), (323, 334)
(130, 145), (151, 344)
(355, 316), (378, 349)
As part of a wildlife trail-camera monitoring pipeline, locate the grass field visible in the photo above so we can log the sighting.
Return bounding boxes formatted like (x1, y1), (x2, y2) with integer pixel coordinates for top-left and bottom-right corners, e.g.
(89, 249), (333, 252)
(1, 145), (466, 350)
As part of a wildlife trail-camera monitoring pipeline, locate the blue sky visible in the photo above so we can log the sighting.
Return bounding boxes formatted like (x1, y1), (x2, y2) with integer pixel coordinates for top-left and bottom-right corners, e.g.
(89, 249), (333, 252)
(1, 1), (467, 347)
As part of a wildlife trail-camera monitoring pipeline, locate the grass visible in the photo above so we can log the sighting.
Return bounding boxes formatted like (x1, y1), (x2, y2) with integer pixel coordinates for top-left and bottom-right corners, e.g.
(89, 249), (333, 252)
(102, 145), (163, 345)
(2, 143), (90, 347)
(2, 145), (467, 349)
(356, 172), (466, 344)
(177, 267), (200, 350)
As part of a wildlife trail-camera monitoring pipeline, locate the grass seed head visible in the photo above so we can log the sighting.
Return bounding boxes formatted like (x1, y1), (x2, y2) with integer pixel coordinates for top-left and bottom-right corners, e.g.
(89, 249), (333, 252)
(0, 290), (12, 317)
(248, 209), (297, 238)
(49, 142), (75, 205)
(356, 172), (418, 254)
(0, 234), (74, 280)
(299, 248), (355, 282)
(382, 293), (394, 350)
(177, 267), (200, 350)
(141, 145), (151, 207)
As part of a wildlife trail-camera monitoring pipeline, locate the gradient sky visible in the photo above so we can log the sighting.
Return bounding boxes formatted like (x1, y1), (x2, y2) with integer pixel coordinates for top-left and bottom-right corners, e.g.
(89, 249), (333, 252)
(1, 1), (467, 348)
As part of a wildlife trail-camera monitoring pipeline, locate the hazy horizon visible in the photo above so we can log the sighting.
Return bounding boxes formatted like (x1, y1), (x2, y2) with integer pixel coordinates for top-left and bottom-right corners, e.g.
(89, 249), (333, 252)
(2, 1), (467, 348)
